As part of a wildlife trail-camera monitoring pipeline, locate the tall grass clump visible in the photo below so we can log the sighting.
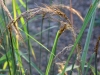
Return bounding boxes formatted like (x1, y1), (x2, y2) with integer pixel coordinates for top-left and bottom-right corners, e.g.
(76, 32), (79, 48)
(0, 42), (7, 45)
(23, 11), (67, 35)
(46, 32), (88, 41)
(0, 0), (100, 75)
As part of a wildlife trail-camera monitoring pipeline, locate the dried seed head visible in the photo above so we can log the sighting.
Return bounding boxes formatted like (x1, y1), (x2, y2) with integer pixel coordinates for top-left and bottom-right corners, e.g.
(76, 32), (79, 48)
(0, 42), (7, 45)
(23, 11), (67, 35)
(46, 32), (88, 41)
(94, 36), (100, 54)
(56, 62), (68, 75)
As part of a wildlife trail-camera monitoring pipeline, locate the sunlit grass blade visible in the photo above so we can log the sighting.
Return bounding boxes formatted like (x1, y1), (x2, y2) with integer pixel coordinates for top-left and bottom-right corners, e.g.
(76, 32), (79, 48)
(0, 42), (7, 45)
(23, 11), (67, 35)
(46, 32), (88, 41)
(60, 0), (99, 75)
(45, 30), (60, 75)
(12, 0), (25, 74)
(19, 0), (26, 8)
(3, 61), (7, 70)
(16, 1), (36, 68)
(15, 2), (27, 33)
(30, 43), (36, 60)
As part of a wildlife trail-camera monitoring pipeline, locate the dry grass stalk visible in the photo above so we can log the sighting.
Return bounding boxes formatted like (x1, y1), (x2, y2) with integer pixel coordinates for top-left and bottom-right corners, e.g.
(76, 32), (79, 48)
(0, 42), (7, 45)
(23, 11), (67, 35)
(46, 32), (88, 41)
(3, 4), (83, 28)
(44, 4), (72, 25)
(76, 44), (82, 64)
(0, 0), (13, 20)
(54, 44), (73, 60)
(0, 0), (26, 47)
(13, 4), (83, 23)
(56, 62), (68, 75)
(94, 36), (100, 54)
(52, 4), (84, 21)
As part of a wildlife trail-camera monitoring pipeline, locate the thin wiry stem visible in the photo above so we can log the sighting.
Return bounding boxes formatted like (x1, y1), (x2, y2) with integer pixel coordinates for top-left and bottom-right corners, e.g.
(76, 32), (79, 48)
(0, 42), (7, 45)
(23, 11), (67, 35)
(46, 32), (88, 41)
(95, 53), (97, 75)
(39, 13), (45, 70)
(46, 19), (50, 71)
(25, 0), (32, 74)
(69, 54), (77, 75)
(48, 3), (52, 70)
(70, 0), (73, 25)
(9, 28), (16, 74)
(54, 44), (73, 60)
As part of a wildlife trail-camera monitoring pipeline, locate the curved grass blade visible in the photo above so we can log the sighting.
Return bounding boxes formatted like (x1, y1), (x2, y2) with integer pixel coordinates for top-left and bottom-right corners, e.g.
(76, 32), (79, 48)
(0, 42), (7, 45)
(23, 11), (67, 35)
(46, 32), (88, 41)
(45, 30), (60, 75)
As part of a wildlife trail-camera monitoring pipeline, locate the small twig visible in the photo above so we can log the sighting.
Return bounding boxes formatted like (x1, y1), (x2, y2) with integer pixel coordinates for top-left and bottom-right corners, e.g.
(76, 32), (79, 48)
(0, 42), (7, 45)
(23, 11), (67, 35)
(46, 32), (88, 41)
(54, 44), (73, 60)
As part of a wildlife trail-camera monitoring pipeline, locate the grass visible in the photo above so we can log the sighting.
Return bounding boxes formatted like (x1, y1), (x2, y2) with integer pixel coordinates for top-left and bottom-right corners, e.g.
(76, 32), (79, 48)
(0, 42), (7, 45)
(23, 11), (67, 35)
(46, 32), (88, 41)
(0, 0), (100, 75)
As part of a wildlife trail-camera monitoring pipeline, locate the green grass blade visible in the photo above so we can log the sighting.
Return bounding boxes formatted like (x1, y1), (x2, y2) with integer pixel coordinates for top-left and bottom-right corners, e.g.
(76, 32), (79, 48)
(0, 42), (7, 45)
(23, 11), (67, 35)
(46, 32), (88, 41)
(15, 2), (27, 33)
(0, 51), (10, 64)
(81, 5), (96, 74)
(84, 53), (95, 75)
(19, 0), (26, 8)
(45, 31), (60, 75)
